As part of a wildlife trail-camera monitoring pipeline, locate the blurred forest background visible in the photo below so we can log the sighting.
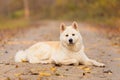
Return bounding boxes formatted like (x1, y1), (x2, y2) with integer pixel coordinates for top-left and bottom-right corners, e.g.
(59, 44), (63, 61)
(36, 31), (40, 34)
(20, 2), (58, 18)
(0, 0), (120, 30)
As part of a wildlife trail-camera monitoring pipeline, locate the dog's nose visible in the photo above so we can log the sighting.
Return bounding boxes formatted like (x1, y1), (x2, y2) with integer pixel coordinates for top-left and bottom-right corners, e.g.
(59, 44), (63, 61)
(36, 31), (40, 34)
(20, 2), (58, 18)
(69, 38), (73, 43)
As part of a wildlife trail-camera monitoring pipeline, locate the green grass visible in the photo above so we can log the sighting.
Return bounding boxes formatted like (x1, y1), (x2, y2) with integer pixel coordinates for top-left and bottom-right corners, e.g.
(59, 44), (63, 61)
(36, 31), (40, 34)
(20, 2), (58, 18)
(0, 19), (29, 30)
(10, 10), (24, 19)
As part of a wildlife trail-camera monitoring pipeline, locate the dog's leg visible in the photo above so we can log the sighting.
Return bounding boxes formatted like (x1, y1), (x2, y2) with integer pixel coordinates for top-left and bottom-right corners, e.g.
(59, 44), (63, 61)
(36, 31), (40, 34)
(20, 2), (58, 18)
(39, 59), (53, 64)
(88, 59), (105, 67)
(29, 59), (40, 63)
(29, 57), (53, 64)
(82, 59), (105, 67)
(29, 57), (42, 63)
(60, 59), (79, 66)
(79, 49), (105, 67)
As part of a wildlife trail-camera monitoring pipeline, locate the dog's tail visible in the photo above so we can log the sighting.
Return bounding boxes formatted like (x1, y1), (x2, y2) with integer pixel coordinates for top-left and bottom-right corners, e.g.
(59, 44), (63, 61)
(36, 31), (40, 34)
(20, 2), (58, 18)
(15, 50), (27, 62)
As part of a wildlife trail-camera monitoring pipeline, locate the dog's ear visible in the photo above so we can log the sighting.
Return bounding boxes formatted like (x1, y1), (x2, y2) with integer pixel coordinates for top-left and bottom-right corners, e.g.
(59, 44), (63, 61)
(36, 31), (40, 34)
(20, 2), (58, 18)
(72, 21), (79, 30)
(60, 23), (66, 33)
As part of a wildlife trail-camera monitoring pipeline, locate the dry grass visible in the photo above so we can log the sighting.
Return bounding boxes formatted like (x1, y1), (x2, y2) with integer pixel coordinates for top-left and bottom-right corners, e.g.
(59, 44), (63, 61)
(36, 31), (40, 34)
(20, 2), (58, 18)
(0, 18), (28, 30)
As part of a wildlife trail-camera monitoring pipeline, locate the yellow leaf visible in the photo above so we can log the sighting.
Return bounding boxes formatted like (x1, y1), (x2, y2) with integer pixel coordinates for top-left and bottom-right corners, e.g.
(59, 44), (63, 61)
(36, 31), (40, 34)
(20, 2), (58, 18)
(84, 67), (91, 71)
(14, 73), (22, 77)
(79, 66), (91, 72)
(50, 67), (56, 72)
(39, 72), (51, 77)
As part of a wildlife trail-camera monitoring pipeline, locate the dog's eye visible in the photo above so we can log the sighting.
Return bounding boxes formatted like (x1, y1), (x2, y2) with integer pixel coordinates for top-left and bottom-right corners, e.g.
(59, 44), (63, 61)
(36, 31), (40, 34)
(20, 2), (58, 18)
(72, 34), (75, 36)
(65, 34), (68, 37)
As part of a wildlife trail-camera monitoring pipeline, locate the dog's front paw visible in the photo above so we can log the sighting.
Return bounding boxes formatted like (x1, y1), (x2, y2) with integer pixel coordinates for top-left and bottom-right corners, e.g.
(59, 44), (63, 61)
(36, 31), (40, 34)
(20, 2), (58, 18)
(89, 60), (105, 67)
(97, 63), (105, 67)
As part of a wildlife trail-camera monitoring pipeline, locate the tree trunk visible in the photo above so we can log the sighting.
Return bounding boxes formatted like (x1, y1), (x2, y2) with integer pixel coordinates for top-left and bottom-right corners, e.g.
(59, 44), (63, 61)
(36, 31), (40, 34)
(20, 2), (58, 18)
(23, 0), (30, 19)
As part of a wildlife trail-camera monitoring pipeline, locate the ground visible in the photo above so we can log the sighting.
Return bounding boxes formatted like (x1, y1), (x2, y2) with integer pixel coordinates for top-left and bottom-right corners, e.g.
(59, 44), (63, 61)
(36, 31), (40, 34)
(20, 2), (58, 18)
(0, 21), (120, 80)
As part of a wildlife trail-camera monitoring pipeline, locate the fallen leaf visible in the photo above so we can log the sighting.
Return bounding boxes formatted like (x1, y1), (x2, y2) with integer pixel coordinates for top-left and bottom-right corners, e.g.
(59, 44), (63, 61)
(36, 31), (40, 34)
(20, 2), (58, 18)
(14, 73), (22, 77)
(18, 77), (22, 80)
(79, 66), (91, 73)
(84, 67), (91, 71)
(50, 67), (56, 72)
(65, 69), (69, 71)
(55, 73), (61, 76)
(111, 42), (119, 47)
(6, 77), (11, 80)
(15, 65), (18, 68)
(39, 72), (51, 77)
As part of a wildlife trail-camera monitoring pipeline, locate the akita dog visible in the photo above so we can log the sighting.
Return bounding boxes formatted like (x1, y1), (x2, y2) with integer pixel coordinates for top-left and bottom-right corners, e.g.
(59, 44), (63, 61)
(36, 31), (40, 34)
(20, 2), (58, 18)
(15, 22), (105, 67)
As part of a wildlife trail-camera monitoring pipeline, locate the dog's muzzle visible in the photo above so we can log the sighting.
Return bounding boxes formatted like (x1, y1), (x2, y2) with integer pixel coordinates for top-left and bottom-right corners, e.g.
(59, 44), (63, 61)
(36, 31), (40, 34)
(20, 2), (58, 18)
(69, 38), (73, 44)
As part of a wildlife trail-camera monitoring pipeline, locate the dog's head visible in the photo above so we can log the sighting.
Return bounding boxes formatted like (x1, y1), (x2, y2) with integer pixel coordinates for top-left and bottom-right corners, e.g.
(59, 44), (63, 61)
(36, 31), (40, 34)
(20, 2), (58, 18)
(60, 21), (82, 48)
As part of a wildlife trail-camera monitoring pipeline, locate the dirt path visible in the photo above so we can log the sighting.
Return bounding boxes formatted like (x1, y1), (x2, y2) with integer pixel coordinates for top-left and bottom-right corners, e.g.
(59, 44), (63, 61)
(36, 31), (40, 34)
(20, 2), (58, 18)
(0, 21), (120, 80)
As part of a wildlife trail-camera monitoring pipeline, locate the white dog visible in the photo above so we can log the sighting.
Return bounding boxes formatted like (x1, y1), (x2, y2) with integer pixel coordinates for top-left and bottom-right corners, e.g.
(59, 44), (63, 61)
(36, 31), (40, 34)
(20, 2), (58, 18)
(15, 22), (105, 67)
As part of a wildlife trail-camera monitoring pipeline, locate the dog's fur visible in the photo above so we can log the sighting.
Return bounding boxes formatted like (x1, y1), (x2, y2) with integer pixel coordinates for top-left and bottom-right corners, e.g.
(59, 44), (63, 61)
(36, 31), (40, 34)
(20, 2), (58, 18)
(15, 22), (105, 67)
